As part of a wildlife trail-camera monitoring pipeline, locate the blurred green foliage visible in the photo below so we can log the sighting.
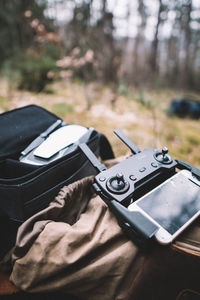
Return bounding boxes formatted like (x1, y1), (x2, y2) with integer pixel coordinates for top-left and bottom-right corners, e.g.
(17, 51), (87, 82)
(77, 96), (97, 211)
(0, 0), (60, 92)
(0, 0), (199, 93)
(116, 82), (130, 97)
(15, 53), (58, 92)
(135, 91), (155, 109)
(0, 0), (48, 64)
(51, 103), (74, 118)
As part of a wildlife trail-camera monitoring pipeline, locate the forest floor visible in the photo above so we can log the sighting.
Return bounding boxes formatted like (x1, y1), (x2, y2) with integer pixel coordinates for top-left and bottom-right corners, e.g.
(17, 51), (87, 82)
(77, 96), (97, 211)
(0, 78), (200, 167)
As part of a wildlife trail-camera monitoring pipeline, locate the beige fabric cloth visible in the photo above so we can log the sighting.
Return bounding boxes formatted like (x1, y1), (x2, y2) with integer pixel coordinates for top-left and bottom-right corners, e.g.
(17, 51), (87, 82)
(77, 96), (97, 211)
(5, 153), (199, 299)
(9, 176), (144, 300)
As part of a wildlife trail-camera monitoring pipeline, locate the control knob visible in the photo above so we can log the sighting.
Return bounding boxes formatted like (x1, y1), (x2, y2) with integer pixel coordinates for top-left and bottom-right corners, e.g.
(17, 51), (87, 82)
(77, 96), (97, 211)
(154, 147), (172, 164)
(106, 173), (130, 194)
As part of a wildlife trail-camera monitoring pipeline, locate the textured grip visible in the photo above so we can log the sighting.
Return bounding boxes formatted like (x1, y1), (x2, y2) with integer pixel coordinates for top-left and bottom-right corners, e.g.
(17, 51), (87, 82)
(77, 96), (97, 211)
(109, 200), (159, 239)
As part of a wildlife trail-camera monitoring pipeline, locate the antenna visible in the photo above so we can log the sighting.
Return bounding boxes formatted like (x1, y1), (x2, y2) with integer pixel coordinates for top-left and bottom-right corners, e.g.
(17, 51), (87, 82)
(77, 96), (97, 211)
(114, 129), (141, 154)
(79, 143), (107, 172)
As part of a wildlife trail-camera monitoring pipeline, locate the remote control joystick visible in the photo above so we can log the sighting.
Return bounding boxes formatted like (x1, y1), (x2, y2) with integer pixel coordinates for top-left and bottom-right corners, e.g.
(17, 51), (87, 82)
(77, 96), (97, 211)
(114, 173), (125, 189)
(154, 147), (172, 164)
(77, 130), (200, 244)
(106, 173), (130, 194)
(79, 130), (177, 204)
(162, 147), (169, 162)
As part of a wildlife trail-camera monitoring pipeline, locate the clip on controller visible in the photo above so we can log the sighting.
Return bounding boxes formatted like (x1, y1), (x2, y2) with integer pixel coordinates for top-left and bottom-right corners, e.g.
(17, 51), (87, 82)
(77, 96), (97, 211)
(79, 129), (200, 244)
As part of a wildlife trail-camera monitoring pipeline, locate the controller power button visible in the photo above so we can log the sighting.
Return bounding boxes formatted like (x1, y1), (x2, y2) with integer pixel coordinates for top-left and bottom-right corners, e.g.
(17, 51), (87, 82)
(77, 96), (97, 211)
(129, 175), (137, 181)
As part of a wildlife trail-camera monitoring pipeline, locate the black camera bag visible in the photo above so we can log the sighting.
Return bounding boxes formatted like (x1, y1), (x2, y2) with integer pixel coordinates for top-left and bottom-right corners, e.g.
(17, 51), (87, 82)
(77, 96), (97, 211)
(0, 105), (114, 223)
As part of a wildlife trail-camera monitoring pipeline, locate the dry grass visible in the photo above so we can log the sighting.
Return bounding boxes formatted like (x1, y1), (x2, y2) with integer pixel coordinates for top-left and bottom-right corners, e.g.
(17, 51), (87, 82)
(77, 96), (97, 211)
(0, 78), (200, 167)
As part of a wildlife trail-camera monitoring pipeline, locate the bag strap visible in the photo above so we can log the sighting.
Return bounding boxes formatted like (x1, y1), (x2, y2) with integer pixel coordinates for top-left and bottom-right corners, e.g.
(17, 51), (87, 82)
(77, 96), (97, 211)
(99, 133), (115, 160)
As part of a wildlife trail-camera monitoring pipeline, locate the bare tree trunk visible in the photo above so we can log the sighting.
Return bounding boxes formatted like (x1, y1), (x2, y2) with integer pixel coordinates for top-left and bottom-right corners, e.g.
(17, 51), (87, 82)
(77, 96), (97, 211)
(133, 0), (147, 85)
(149, 0), (163, 73)
(166, 29), (179, 85)
(182, 0), (192, 88)
(102, 0), (107, 14)
(190, 29), (200, 89)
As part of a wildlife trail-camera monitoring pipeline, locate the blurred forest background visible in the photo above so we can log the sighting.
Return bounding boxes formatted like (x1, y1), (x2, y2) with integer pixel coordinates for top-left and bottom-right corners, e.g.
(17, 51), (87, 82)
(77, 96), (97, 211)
(0, 0), (200, 166)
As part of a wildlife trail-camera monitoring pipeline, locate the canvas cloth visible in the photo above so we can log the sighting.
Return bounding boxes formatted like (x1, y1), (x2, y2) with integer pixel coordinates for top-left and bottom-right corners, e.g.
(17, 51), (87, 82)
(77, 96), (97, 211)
(1, 155), (200, 300)
(7, 175), (144, 300)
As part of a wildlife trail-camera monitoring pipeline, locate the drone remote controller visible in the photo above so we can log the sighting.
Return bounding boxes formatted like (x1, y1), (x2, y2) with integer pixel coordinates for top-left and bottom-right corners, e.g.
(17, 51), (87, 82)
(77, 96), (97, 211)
(79, 129), (200, 244)
(80, 129), (177, 206)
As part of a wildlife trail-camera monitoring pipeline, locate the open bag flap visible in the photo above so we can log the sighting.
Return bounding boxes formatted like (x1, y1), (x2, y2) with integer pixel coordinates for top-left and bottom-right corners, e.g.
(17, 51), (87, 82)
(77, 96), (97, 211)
(0, 105), (59, 159)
